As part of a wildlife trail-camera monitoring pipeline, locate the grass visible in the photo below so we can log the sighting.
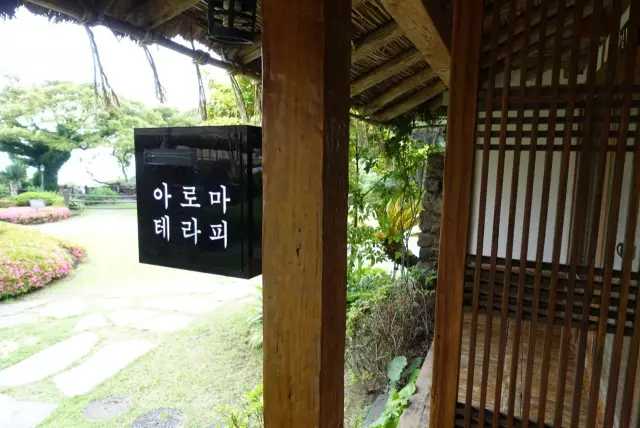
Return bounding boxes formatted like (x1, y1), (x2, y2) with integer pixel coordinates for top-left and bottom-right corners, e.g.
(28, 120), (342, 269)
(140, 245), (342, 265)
(0, 317), (78, 370)
(38, 301), (262, 428)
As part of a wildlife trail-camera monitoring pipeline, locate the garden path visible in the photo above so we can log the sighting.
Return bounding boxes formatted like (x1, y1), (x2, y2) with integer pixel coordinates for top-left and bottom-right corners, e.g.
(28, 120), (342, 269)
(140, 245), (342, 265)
(0, 209), (257, 427)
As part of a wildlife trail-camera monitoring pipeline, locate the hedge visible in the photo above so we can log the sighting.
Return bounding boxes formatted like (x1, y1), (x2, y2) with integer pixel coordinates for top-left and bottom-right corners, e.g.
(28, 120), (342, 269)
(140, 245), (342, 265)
(0, 207), (72, 225)
(12, 191), (65, 207)
(0, 223), (86, 299)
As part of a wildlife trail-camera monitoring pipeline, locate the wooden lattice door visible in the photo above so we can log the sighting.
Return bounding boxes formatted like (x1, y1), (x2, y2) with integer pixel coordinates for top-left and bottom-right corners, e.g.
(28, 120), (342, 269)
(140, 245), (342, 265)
(434, 0), (640, 427)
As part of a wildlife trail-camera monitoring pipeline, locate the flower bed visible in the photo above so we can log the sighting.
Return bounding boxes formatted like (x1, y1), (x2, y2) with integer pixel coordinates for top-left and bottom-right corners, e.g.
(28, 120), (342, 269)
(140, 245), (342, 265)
(0, 223), (86, 299)
(0, 207), (72, 225)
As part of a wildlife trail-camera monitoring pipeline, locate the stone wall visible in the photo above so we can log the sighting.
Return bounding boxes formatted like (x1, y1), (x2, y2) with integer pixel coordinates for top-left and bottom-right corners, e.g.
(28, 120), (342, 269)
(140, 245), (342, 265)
(418, 152), (444, 270)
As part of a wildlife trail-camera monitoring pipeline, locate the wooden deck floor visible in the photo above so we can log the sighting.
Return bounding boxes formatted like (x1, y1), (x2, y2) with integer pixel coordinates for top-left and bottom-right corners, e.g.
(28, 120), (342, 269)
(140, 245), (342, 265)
(456, 312), (596, 427)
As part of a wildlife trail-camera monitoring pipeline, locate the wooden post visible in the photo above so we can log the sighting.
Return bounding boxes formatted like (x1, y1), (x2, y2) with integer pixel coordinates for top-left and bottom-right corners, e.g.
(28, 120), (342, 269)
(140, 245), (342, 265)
(262, 0), (350, 427)
(429, 0), (484, 426)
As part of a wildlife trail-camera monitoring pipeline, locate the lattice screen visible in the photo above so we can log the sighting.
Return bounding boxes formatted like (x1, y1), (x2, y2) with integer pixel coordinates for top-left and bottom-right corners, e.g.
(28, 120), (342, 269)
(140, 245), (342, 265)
(456, 0), (640, 426)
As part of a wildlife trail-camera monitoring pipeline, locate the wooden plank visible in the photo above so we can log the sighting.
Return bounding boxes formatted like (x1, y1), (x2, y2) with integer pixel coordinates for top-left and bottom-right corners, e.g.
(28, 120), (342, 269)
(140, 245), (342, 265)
(360, 68), (436, 115)
(491, 0), (520, 423)
(520, 1), (561, 423)
(371, 81), (445, 122)
(261, 0), (350, 426)
(236, 43), (262, 65)
(350, 49), (423, 96)
(352, 21), (403, 64)
(584, 0), (628, 425)
(382, 0), (451, 86)
(127, 0), (199, 29)
(429, 0), (484, 426)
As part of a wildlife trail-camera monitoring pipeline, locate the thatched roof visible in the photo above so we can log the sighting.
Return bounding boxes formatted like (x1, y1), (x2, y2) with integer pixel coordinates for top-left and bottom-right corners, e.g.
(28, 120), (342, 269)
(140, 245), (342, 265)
(4, 0), (454, 123)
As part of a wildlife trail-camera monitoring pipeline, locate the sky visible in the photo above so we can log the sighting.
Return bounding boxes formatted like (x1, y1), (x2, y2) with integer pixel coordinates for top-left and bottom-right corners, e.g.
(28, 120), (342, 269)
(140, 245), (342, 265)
(0, 7), (229, 186)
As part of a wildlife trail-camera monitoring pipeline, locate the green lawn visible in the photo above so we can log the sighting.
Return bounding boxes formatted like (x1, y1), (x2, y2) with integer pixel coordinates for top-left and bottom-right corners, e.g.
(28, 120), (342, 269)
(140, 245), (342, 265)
(39, 300), (262, 428)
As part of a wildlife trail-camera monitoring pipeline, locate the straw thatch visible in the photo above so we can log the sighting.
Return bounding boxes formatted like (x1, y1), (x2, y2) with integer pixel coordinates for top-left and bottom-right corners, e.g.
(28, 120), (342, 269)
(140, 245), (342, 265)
(4, 0), (454, 123)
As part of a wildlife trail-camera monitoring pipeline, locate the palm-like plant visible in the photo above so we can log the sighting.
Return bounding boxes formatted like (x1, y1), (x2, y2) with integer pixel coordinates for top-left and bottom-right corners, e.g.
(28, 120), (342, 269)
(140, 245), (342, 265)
(1, 161), (27, 196)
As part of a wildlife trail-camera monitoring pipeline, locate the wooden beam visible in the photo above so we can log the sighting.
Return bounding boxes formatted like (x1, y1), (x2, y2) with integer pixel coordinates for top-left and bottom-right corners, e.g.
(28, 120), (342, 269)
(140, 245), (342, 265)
(24, 0), (253, 78)
(429, 0), (484, 426)
(371, 81), (445, 122)
(351, 49), (423, 96)
(382, 0), (452, 86)
(127, 0), (199, 29)
(361, 67), (436, 115)
(236, 43), (262, 65)
(352, 21), (403, 64)
(262, 0), (350, 426)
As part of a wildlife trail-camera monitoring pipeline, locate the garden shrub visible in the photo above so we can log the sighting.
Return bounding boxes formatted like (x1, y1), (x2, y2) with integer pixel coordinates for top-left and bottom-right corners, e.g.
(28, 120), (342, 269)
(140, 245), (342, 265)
(347, 271), (435, 390)
(0, 199), (12, 208)
(13, 191), (64, 207)
(0, 207), (72, 225)
(84, 186), (119, 205)
(0, 223), (86, 299)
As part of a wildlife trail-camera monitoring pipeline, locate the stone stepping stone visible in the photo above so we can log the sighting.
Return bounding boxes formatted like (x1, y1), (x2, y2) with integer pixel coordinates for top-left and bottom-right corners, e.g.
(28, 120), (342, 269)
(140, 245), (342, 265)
(0, 394), (57, 428)
(0, 332), (98, 387)
(138, 314), (194, 333)
(0, 299), (48, 317)
(0, 313), (38, 329)
(54, 340), (154, 397)
(74, 314), (110, 332)
(142, 296), (223, 315)
(84, 396), (131, 421)
(38, 300), (88, 319)
(132, 408), (184, 428)
(108, 310), (161, 328)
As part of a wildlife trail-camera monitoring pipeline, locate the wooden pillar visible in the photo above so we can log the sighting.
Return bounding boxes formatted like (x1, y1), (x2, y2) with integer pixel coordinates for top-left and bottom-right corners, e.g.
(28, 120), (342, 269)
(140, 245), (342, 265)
(429, 0), (484, 427)
(262, 0), (350, 427)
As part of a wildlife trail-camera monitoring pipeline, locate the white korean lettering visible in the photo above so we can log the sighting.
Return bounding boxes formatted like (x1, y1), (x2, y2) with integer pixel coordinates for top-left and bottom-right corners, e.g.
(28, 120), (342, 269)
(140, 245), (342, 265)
(180, 186), (201, 208)
(153, 182), (173, 210)
(209, 220), (228, 249)
(209, 185), (231, 214)
(181, 217), (202, 245)
(153, 215), (170, 242)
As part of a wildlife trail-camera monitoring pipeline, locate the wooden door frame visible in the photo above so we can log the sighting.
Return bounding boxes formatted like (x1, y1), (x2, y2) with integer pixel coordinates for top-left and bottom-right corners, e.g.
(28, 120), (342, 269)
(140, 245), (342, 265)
(261, 0), (351, 426)
(430, 0), (485, 426)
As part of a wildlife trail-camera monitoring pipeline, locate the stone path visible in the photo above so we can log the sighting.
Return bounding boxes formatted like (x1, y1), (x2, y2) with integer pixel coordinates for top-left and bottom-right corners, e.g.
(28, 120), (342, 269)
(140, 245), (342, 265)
(0, 394), (57, 428)
(0, 209), (256, 427)
(54, 340), (155, 397)
(0, 333), (98, 388)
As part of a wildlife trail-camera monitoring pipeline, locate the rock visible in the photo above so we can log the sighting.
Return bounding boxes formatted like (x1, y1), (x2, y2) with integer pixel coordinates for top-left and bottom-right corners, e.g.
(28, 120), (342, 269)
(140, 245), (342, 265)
(54, 340), (154, 396)
(0, 394), (57, 428)
(108, 310), (161, 328)
(132, 408), (185, 428)
(0, 313), (37, 329)
(142, 295), (224, 315)
(0, 299), (47, 317)
(84, 396), (131, 421)
(38, 300), (88, 319)
(0, 340), (19, 359)
(138, 314), (194, 333)
(364, 393), (389, 427)
(74, 314), (110, 332)
(0, 332), (98, 387)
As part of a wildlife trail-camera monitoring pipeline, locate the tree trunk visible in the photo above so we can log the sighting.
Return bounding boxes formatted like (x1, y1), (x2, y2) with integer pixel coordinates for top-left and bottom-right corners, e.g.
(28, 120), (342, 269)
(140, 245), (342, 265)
(41, 151), (71, 191)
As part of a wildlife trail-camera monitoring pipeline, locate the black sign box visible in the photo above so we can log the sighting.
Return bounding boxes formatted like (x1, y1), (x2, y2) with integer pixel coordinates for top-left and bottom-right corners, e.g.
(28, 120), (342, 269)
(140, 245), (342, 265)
(135, 126), (262, 279)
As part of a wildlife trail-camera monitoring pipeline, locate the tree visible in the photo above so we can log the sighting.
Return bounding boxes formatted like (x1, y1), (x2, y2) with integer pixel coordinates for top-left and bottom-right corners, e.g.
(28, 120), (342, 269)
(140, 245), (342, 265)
(98, 103), (197, 183)
(0, 160), (27, 196)
(207, 74), (261, 125)
(0, 82), (107, 190)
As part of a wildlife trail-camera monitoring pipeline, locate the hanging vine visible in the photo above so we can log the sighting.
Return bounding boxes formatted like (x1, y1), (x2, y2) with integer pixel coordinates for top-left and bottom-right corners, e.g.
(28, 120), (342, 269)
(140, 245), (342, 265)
(84, 25), (119, 108)
(142, 45), (166, 104)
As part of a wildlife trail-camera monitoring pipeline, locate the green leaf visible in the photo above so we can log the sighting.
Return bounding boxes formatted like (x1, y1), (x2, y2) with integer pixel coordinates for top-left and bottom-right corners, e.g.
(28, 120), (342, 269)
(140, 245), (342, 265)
(386, 356), (407, 386)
